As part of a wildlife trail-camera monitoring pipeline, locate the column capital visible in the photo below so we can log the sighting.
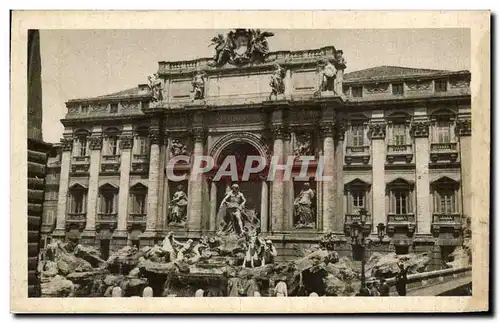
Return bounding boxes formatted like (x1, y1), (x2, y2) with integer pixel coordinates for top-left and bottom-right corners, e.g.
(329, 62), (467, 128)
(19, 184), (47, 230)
(61, 137), (73, 151)
(89, 135), (102, 150)
(191, 127), (205, 143)
(455, 119), (471, 137)
(319, 122), (335, 139)
(368, 122), (386, 140)
(411, 121), (430, 138)
(148, 127), (162, 145)
(335, 122), (346, 141)
(271, 124), (289, 140)
(119, 134), (134, 150)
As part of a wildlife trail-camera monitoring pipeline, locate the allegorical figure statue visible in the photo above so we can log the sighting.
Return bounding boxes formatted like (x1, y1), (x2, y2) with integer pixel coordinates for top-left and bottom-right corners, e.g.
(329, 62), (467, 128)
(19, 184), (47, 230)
(333, 50), (347, 96)
(191, 71), (206, 100)
(318, 58), (337, 93)
(170, 139), (189, 157)
(147, 73), (164, 102)
(217, 184), (260, 236)
(168, 185), (188, 225)
(294, 183), (316, 228)
(269, 63), (286, 100)
(293, 133), (314, 157)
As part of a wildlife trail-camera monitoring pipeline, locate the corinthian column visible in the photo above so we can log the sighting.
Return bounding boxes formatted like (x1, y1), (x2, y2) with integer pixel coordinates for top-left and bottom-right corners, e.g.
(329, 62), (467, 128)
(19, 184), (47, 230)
(320, 123), (335, 232)
(84, 131), (103, 233)
(117, 130), (133, 233)
(187, 127), (205, 231)
(145, 125), (161, 232)
(270, 124), (285, 232)
(369, 122), (386, 233)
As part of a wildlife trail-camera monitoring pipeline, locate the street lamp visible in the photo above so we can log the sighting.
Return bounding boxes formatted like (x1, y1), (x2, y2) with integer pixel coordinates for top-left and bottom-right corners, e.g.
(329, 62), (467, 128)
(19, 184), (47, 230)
(377, 223), (386, 242)
(346, 208), (371, 288)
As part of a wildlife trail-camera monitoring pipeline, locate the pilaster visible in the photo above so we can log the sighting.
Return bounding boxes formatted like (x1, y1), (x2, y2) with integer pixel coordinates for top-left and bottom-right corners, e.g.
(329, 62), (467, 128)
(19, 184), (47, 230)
(145, 122), (162, 232)
(320, 121), (335, 232)
(187, 127), (205, 231)
(456, 118), (471, 221)
(260, 178), (269, 233)
(270, 123), (285, 232)
(334, 121), (346, 232)
(412, 120), (431, 234)
(369, 121), (386, 232)
(209, 178), (217, 231)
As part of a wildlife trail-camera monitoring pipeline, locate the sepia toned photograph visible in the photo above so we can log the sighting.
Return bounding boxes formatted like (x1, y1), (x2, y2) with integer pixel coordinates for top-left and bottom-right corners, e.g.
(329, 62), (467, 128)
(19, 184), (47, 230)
(12, 11), (490, 313)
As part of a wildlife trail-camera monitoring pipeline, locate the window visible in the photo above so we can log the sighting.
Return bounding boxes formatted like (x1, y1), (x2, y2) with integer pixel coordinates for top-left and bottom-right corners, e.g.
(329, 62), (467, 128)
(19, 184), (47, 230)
(434, 188), (456, 214)
(344, 179), (370, 214)
(99, 184), (118, 214)
(392, 123), (406, 145)
(387, 179), (413, 214)
(110, 103), (118, 113)
(392, 83), (404, 96)
(436, 121), (452, 143)
(130, 184), (148, 214)
(435, 79), (448, 92)
(351, 86), (363, 98)
(135, 135), (149, 155)
(68, 185), (87, 214)
(351, 190), (366, 212)
(351, 125), (365, 147)
(81, 105), (89, 113)
(104, 136), (119, 156)
(73, 137), (88, 157)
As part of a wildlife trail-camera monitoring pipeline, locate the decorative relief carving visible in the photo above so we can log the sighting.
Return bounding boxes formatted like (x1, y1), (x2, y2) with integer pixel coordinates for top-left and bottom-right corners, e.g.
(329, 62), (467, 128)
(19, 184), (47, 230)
(455, 119), (471, 137)
(90, 103), (108, 113)
(406, 80), (432, 91)
(366, 83), (390, 93)
(170, 139), (191, 157)
(167, 116), (187, 128)
(119, 135), (134, 150)
(209, 29), (275, 67)
(89, 136), (102, 150)
(61, 138), (73, 151)
(209, 111), (263, 126)
(271, 124), (287, 140)
(121, 101), (138, 112)
(71, 163), (90, 174)
(289, 109), (320, 124)
(411, 121), (430, 138)
(450, 78), (470, 89)
(293, 132), (314, 156)
(368, 123), (386, 139)
(68, 106), (79, 115)
(269, 63), (286, 100)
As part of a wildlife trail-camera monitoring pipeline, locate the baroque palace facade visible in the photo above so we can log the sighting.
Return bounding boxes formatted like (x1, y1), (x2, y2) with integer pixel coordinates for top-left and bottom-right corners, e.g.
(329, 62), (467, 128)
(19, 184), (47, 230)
(42, 30), (471, 266)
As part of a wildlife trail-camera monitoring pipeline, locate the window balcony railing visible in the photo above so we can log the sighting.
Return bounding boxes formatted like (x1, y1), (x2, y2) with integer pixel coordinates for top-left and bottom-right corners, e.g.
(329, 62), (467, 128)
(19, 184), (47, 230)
(430, 142), (458, 152)
(387, 144), (412, 154)
(127, 213), (147, 231)
(101, 155), (121, 163)
(431, 213), (462, 237)
(96, 212), (118, 230)
(346, 145), (370, 155)
(133, 154), (149, 163)
(344, 213), (371, 224)
(72, 155), (90, 163)
(432, 213), (461, 224)
(387, 213), (416, 223)
(65, 212), (86, 231)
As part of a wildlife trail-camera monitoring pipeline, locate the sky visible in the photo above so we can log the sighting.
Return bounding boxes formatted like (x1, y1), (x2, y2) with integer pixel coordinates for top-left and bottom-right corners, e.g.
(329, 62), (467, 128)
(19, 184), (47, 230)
(39, 29), (470, 143)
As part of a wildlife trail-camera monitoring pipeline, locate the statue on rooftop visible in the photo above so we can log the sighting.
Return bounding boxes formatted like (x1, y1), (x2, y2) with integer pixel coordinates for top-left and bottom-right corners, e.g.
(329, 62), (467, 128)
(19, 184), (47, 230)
(318, 58), (337, 93)
(333, 50), (347, 95)
(209, 29), (275, 67)
(269, 63), (286, 100)
(147, 73), (164, 102)
(191, 71), (207, 100)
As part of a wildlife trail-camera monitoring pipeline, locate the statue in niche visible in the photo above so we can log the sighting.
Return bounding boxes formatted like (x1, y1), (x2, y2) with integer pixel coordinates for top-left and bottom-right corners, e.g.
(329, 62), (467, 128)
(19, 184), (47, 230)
(191, 71), (206, 100)
(268, 63), (286, 100)
(170, 139), (189, 157)
(294, 182), (316, 228)
(333, 50), (347, 95)
(168, 184), (188, 225)
(318, 58), (337, 93)
(147, 73), (164, 102)
(217, 184), (260, 236)
(294, 133), (314, 157)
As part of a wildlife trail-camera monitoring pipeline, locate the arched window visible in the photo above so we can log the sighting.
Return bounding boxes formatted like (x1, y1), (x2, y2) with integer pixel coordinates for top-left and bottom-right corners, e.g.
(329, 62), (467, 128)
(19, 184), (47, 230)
(68, 183), (88, 214)
(129, 183), (148, 215)
(98, 183), (119, 215)
(72, 129), (90, 157)
(431, 177), (460, 215)
(386, 178), (414, 215)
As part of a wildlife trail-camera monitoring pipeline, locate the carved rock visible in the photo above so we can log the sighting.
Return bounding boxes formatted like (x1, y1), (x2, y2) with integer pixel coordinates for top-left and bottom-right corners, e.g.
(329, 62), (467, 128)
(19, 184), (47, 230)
(365, 252), (431, 279)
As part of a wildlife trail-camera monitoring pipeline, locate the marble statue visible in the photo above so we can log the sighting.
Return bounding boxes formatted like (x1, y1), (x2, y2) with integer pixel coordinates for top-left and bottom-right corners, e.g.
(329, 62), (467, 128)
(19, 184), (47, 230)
(269, 63), (286, 100)
(168, 185), (188, 225)
(147, 73), (164, 102)
(333, 50), (347, 95)
(294, 183), (316, 228)
(170, 139), (189, 157)
(191, 71), (206, 100)
(217, 184), (260, 236)
(318, 58), (337, 93)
